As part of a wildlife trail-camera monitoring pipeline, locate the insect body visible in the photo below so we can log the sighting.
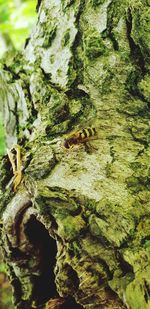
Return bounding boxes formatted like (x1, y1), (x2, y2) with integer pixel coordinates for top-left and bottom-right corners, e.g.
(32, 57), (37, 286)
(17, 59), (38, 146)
(64, 127), (97, 149)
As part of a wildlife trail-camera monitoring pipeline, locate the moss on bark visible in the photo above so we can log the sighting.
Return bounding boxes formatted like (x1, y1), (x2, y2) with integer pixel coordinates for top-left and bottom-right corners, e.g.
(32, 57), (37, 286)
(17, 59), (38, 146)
(0, 0), (150, 308)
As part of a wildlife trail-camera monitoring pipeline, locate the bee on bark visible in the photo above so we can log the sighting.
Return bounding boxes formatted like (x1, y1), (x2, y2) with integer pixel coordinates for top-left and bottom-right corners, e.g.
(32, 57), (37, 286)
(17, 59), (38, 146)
(64, 127), (97, 149)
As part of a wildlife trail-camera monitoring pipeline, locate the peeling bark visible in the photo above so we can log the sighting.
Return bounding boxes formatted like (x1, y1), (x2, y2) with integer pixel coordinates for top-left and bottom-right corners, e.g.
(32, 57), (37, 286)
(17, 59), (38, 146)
(0, 0), (150, 308)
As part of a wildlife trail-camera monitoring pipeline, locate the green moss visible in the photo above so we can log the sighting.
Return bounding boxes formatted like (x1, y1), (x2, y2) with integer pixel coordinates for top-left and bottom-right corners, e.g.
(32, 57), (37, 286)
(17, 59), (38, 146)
(1, 1), (150, 308)
(2, 51), (24, 76)
(96, 198), (113, 214)
(130, 3), (150, 62)
(49, 54), (55, 64)
(56, 263), (78, 296)
(69, 241), (81, 257)
(119, 98), (149, 116)
(84, 30), (106, 60)
(101, 67), (115, 93)
(38, 87), (74, 135)
(89, 214), (112, 244)
(130, 162), (149, 179)
(138, 75), (150, 102)
(68, 99), (82, 116)
(92, 0), (105, 7)
(125, 267), (150, 309)
(43, 26), (57, 48)
(67, 61), (77, 88)
(81, 236), (118, 273)
(85, 199), (97, 211)
(61, 0), (75, 10)
(107, 0), (127, 34)
(25, 145), (56, 179)
(62, 29), (70, 47)
(29, 69), (52, 108)
(89, 209), (136, 247)
(89, 214), (103, 237)
(131, 125), (150, 144)
(138, 190), (150, 203)
(57, 215), (86, 241)
(144, 240), (150, 249)
(126, 176), (150, 193)
(126, 69), (142, 95)
(105, 163), (112, 177)
(36, 186), (81, 219)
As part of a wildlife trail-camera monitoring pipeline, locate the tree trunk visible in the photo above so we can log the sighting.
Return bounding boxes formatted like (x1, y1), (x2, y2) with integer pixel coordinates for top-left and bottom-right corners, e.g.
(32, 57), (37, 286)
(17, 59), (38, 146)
(0, 0), (150, 308)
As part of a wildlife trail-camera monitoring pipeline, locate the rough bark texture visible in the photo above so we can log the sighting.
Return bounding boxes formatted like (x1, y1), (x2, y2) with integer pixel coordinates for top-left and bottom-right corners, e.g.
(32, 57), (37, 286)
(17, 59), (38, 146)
(0, 0), (150, 308)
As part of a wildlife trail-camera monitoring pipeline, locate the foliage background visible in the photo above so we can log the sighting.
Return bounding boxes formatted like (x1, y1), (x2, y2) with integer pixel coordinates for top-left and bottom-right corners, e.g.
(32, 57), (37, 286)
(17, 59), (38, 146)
(0, 1), (36, 307)
(0, 0), (36, 57)
(0, 0), (36, 154)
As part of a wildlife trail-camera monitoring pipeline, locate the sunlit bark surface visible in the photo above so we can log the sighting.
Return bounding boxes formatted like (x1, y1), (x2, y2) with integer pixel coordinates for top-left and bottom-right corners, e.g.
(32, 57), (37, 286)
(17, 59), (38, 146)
(0, 0), (150, 308)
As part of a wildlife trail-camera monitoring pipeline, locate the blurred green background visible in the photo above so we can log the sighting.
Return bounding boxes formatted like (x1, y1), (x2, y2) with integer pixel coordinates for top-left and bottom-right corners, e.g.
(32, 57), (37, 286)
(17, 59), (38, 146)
(0, 0), (36, 57)
(0, 0), (36, 155)
(0, 1), (36, 308)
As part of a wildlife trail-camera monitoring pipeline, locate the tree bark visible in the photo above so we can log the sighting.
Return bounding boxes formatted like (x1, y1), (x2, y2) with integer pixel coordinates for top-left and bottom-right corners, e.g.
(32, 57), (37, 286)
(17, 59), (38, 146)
(0, 0), (150, 308)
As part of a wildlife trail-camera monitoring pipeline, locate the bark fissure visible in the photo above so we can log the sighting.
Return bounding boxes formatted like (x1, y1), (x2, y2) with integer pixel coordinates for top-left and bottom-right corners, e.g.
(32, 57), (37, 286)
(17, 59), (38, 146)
(126, 8), (146, 74)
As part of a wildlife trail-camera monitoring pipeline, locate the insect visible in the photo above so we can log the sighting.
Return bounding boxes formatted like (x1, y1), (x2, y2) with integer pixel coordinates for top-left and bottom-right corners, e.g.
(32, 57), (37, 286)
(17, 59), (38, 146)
(7, 144), (23, 191)
(64, 127), (97, 149)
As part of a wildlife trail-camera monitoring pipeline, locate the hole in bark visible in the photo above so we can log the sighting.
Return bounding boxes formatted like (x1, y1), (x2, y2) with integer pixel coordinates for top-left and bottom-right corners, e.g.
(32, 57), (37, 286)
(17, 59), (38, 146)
(25, 216), (57, 305)
(25, 217), (84, 308)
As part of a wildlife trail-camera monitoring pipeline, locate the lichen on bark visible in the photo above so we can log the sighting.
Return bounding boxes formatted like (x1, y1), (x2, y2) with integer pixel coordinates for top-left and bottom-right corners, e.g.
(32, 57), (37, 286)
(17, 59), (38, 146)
(0, 0), (150, 308)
